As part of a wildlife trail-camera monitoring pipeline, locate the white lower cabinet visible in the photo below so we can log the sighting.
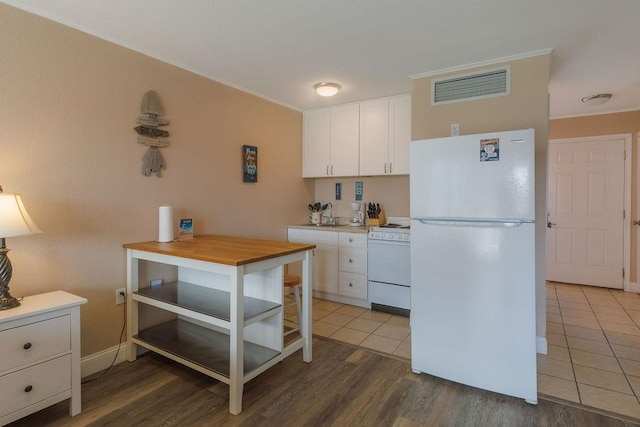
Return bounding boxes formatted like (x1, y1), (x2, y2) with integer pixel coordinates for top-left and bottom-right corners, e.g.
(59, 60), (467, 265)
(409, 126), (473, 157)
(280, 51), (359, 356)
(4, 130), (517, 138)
(288, 228), (368, 305)
(0, 291), (86, 426)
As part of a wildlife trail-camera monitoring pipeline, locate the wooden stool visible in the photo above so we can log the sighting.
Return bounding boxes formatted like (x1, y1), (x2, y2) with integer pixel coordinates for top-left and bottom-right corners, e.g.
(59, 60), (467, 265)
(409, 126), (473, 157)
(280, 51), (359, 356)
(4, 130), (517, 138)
(283, 274), (302, 335)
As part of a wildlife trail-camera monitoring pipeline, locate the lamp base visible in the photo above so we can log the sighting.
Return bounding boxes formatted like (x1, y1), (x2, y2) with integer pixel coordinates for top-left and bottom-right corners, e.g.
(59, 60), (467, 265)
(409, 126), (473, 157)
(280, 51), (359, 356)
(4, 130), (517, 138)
(0, 243), (20, 310)
(0, 291), (20, 310)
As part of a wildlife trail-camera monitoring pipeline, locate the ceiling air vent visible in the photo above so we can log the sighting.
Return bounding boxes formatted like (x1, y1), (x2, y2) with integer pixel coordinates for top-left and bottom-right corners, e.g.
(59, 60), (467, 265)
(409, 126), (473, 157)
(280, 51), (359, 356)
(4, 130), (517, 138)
(432, 66), (510, 105)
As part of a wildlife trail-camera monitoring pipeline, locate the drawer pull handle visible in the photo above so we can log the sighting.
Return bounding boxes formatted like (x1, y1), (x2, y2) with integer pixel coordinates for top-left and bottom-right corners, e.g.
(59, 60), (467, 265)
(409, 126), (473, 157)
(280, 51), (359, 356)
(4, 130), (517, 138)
(349, 259), (353, 263)
(23, 342), (32, 350)
(24, 385), (33, 393)
(349, 238), (353, 242)
(349, 283), (353, 287)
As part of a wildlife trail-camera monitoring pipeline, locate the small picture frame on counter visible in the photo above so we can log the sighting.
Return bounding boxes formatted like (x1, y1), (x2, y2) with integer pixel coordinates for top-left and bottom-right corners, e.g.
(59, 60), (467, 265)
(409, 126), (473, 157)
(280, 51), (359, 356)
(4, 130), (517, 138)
(179, 218), (193, 240)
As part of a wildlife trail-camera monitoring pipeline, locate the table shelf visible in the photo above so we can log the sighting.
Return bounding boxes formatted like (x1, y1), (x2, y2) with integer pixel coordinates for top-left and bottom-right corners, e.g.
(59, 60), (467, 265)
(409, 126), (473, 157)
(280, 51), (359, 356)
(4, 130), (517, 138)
(134, 281), (281, 323)
(134, 319), (280, 378)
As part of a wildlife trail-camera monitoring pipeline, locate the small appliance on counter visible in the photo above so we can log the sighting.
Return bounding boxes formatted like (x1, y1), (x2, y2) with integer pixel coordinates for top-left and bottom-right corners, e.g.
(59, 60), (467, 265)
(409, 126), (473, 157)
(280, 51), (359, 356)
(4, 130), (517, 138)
(349, 203), (364, 226)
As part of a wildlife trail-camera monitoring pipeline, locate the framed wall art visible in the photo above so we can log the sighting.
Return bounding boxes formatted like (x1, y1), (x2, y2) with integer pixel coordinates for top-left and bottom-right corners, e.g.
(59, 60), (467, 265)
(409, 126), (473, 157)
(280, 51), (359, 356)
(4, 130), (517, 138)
(243, 145), (258, 183)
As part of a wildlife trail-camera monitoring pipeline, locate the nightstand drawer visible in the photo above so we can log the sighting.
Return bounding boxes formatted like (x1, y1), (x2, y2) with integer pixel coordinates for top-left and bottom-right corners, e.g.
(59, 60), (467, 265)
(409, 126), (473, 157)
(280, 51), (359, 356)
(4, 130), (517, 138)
(0, 315), (70, 372)
(0, 354), (71, 417)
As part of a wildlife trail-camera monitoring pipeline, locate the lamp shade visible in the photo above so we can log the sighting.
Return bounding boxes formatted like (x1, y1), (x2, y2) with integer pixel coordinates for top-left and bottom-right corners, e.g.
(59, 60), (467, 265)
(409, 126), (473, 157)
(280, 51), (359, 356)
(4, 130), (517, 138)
(0, 194), (42, 238)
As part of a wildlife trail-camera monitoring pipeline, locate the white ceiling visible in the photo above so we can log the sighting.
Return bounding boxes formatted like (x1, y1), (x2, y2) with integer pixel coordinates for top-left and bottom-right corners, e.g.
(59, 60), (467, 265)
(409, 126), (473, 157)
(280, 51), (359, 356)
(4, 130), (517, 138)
(3, 0), (639, 118)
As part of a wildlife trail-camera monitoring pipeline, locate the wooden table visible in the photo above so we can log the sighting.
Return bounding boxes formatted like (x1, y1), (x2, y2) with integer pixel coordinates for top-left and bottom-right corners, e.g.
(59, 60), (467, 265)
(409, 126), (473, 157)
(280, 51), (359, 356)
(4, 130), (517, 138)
(123, 235), (315, 415)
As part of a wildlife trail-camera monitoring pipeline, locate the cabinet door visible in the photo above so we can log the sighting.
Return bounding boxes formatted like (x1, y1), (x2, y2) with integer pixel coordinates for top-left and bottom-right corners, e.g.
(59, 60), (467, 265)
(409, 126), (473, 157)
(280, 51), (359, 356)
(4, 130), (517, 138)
(287, 229), (339, 294)
(313, 243), (339, 294)
(330, 104), (360, 177)
(359, 99), (390, 176)
(303, 109), (331, 177)
(389, 95), (411, 175)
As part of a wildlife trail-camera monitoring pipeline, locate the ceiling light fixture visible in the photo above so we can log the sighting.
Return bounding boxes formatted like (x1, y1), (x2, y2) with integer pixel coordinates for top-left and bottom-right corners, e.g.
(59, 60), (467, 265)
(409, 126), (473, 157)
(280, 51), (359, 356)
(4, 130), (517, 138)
(314, 82), (341, 97)
(581, 93), (612, 106)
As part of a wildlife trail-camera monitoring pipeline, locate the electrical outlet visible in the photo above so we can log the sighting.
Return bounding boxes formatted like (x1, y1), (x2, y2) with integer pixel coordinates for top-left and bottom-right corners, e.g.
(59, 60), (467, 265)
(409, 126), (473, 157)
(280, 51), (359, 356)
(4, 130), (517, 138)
(116, 288), (126, 305)
(451, 123), (460, 136)
(150, 279), (163, 287)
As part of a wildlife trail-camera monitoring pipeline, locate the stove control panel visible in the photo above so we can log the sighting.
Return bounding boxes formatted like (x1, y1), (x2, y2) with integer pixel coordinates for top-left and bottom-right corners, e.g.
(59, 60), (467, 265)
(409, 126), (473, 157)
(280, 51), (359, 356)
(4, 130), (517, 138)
(368, 230), (410, 242)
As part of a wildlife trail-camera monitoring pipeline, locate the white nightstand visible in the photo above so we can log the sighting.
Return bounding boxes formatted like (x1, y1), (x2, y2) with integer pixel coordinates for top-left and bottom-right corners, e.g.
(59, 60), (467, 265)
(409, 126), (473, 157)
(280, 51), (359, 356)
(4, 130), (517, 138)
(0, 291), (87, 426)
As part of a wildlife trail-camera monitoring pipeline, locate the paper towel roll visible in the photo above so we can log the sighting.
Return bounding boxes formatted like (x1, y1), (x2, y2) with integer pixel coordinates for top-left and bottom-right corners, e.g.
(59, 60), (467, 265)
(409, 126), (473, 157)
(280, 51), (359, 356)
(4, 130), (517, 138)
(158, 205), (174, 242)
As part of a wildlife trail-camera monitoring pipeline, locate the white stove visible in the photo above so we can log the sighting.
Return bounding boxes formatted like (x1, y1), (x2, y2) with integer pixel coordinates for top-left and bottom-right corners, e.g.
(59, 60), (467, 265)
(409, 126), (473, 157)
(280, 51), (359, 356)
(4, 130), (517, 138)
(367, 217), (411, 316)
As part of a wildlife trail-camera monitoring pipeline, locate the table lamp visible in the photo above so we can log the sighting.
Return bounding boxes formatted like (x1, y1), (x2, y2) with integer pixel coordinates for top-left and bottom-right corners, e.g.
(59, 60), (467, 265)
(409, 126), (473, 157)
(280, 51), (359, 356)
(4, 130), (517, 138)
(0, 187), (42, 310)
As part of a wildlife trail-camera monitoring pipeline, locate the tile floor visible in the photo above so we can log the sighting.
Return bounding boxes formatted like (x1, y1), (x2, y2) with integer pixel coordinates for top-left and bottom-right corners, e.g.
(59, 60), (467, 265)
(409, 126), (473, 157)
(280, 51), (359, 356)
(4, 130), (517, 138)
(540, 281), (640, 420)
(285, 282), (640, 421)
(284, 297), (411, 359)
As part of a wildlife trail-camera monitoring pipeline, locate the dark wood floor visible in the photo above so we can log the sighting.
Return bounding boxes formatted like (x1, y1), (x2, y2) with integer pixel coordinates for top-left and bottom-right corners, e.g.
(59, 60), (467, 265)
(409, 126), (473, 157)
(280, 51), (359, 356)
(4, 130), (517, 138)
(9, 337), (640, 426)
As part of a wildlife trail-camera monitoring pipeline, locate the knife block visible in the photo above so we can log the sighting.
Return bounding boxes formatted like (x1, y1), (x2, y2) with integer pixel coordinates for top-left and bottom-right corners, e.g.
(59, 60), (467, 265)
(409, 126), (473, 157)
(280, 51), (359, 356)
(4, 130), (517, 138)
(368, 210), (386, 226)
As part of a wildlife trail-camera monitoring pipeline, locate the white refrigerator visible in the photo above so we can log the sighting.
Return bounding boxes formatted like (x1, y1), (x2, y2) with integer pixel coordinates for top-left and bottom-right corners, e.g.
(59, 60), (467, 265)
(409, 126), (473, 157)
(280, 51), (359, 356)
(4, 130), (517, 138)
(410, 129), (537, 404)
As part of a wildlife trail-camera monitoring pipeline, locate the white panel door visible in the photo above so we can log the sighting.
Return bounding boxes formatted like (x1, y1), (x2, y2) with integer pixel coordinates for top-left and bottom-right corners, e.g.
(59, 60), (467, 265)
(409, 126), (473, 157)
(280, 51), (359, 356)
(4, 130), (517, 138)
(546, 137), (625, 288)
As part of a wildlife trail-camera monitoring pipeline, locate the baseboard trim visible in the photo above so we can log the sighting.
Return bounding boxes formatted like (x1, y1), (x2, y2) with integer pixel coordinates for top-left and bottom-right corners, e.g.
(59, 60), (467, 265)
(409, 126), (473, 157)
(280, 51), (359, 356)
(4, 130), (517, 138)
(625, 282), (639, 293)
(536, 336), (547, 355)
(81, 343), (128, 378)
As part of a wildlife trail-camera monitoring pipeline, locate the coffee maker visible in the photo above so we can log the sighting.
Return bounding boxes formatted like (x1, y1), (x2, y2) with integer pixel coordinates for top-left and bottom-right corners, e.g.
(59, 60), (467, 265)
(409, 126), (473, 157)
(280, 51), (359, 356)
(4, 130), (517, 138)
(349, 202), (364, 226)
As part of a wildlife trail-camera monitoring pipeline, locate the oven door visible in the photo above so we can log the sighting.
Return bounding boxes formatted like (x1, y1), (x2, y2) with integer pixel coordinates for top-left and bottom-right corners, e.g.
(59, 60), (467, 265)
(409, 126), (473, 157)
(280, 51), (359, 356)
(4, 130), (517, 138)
(368, 239), (411, 286)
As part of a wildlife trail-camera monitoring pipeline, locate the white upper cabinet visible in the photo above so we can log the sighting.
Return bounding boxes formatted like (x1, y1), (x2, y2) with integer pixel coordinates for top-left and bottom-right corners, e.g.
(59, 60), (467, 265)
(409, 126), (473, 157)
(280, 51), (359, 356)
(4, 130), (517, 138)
(388, 95), (412, 175)
(360, 94), (411, 176)
(302, 103), (359, 178)
(359, 99), (390, 175)
(303, 95), (410, 178)
(330, 104), (360, 177)
(302, 108), (331, 177)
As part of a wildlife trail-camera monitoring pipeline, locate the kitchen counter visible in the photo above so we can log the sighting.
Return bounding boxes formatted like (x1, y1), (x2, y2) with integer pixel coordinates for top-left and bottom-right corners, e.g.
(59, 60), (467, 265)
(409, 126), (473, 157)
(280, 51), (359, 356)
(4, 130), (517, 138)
(288, 224), (370, 233)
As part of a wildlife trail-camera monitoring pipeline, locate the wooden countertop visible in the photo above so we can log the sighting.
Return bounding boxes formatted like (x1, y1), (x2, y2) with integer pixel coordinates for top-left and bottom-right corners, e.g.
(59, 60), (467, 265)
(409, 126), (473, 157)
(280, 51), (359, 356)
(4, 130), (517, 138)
(123, 235), (315, 266)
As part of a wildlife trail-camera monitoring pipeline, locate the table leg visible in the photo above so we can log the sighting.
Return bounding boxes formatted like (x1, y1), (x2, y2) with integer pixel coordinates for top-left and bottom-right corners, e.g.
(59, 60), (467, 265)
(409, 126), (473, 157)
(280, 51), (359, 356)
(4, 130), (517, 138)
(302, 249), (312, 363)
(229, 267), (245, 415)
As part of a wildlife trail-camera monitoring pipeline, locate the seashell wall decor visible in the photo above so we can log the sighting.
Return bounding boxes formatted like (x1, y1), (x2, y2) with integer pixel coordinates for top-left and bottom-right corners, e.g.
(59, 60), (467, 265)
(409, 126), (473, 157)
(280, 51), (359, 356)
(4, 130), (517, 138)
(135, 90), (170, 177)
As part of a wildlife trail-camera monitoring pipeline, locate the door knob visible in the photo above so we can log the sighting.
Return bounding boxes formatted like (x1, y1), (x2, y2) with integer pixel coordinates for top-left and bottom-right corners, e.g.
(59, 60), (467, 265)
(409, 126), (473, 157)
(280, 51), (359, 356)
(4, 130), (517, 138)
(633, 220), (640, 226)
(547, 222), (557, 228)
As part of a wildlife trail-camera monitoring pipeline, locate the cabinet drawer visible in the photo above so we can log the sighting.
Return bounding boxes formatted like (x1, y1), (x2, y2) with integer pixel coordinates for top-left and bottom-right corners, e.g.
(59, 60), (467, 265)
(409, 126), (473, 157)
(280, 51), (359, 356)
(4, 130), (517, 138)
(339, 232), (367, 248)
(0, 354), (71, 417)
(339, 272), (368, 299)
(0, 315), (70, 372)
(339, 247), (367, 274)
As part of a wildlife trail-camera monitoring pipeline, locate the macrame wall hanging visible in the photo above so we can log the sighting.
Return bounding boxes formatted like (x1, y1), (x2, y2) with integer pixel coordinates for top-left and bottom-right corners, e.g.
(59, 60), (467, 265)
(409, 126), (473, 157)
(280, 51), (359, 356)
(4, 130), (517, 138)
(135, 90), (170, 177)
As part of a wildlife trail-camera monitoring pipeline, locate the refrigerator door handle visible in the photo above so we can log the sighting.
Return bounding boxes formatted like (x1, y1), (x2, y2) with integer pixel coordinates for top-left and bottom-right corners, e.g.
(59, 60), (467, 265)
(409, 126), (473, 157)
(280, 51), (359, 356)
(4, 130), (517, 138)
(413, 218), (534, 227)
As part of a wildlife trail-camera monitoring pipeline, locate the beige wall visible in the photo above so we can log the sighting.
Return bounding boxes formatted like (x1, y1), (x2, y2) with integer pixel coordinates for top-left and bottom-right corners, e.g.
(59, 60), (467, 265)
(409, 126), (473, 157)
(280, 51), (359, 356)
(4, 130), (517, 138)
(314, 176), (409, 219)
(0, 4), (312, 356)
(411, 53), (551, 342)
(550, 111), (640, 281)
